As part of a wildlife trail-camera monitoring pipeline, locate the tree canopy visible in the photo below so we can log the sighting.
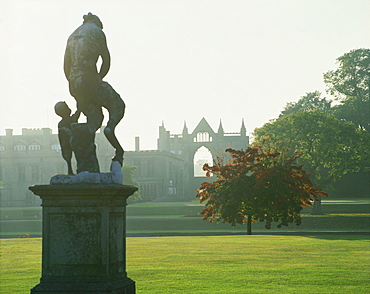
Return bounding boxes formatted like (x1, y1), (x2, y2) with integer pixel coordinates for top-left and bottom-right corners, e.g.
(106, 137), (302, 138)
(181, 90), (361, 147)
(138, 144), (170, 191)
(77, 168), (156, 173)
(253, 111), (370, 190)
(324, 48), (370, 132)
(280, 91), (332, 117)
(196, 145), (327, 235)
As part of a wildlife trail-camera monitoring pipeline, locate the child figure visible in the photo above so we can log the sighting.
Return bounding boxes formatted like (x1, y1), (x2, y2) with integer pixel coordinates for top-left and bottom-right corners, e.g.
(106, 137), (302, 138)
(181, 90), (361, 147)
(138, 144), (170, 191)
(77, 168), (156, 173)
(54, 101), (81, 174)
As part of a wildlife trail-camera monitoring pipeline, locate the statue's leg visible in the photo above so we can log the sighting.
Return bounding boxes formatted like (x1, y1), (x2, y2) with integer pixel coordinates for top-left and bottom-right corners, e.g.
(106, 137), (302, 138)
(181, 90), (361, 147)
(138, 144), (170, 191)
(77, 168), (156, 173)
(59, 128), (74, 174)
(71, 123), (100, 173)
(99, 82), (125, 165)
(66, 160), (73, 175)
(68, 78), (103, 173)
(85, 104), (104, 134)
(61, 146), (73, 175)
(70, 105), (103, 173)
(105, 106), (125, 164)
(70, 77), (104, 133)
(61, 150), (73, 175)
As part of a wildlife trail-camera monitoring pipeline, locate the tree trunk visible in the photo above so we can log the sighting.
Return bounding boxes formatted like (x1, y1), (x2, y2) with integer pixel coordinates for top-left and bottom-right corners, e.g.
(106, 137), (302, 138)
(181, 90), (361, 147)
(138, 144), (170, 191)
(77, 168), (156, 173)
(247, 215), (252, 235)
(311, 195), (323, 215)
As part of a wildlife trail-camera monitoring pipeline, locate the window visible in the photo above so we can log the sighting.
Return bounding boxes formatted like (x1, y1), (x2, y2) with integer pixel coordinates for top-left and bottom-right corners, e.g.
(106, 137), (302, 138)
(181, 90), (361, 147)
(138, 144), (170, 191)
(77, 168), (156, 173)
(14, 140), (27, 151)
(0, 146), (5, 151)
(29, 145), (41, 151)
(147, 159), (155, 176)
(133, 159), (141, 176)
(177, 171), (184, 186)
(31, 165), (40, 182)
(168, 187), (176, 195)
(169, 162), (173, 176)
(142, 183), (157, 200)
(150, 184), (157, 199)
(52, 144), (61, 152)
(18, 165), (26, 182)
(168, 180), (176, 194)
(195, 132), (212, 142)
(14, 145), (26, 151)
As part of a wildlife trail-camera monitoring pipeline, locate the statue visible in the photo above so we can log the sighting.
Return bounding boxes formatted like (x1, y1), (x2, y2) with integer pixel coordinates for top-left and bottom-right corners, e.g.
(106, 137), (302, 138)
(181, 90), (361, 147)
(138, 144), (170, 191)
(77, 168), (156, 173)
(63, 12), (125, 173)
(54, 101), (80, 175)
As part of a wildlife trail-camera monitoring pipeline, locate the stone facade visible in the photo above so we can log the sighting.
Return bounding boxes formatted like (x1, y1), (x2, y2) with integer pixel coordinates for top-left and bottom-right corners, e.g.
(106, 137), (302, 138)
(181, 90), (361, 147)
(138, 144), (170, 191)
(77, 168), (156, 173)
(0, 118), (249, 206)
(0, 127), (116, 207)
(123, 150), (188, 201)
(157, 117), (249, 196)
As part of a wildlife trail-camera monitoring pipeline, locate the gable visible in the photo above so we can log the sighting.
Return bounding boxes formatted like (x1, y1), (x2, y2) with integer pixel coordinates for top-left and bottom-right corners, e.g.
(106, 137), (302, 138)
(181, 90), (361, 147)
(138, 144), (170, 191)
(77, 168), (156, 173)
(191, 117), (215, 136)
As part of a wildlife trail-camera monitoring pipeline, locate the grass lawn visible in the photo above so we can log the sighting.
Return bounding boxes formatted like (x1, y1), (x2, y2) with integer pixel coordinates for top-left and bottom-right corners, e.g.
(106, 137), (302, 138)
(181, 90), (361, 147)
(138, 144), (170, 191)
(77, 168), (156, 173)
(1, 235), (369, 293)
(1, 198), (369, 236)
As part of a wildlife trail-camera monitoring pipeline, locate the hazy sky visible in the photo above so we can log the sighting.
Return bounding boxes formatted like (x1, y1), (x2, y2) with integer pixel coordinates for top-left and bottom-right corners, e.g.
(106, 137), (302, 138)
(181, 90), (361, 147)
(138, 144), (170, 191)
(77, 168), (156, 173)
(1, 0), (369, 150)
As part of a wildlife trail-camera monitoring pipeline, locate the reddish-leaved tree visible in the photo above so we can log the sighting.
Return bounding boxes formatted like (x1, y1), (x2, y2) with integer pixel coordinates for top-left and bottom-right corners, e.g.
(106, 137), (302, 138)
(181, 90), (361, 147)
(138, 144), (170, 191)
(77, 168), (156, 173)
(196, 144), (328, 235)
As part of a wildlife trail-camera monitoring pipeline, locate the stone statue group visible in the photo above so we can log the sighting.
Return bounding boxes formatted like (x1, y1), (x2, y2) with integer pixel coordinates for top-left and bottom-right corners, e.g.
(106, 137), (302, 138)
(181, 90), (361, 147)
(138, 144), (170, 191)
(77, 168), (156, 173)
(55, 13), (124, 175)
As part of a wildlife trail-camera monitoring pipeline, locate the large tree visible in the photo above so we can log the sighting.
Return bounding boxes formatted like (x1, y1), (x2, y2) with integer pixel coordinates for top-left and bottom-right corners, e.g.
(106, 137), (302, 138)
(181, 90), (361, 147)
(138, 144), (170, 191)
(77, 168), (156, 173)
(254, 111), (370, 190)
(324, 48), (370, 132)
(280, 91), (332, 117)
(264, 85), (370, 212)
(196, 146), (327, 235)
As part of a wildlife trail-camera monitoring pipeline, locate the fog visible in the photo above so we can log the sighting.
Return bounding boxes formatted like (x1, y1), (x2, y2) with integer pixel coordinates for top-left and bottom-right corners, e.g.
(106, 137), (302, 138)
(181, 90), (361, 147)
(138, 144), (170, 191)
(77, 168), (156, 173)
(1, 0), (369, 150)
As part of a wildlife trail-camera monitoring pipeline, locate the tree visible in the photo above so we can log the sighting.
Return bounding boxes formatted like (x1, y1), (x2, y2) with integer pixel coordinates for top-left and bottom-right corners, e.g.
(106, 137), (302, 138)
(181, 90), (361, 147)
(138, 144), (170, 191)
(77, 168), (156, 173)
(324, 48), (370, 132)
(280, 91), (332, 117)
(196, 145), (327, 235)
(254, 111), (370, 187)
(122, 164), (141, 204)
(253, 111), (370, 214)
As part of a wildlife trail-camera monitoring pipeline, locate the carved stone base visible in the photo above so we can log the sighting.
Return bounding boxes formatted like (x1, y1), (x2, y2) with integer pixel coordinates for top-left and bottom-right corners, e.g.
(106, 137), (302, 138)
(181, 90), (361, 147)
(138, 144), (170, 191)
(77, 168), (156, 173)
(29, 184), (137, 294)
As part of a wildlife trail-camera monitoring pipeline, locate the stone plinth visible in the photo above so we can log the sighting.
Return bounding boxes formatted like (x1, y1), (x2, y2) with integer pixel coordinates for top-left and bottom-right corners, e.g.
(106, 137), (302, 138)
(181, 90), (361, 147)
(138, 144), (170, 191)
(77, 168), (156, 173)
(29, 184), (137, 294)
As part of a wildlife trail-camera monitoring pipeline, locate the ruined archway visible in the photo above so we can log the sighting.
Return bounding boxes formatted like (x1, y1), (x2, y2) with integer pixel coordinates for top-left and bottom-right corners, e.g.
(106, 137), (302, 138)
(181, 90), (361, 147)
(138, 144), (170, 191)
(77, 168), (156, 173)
(157, 118), (249, 198)
(193, 146), (213, 177)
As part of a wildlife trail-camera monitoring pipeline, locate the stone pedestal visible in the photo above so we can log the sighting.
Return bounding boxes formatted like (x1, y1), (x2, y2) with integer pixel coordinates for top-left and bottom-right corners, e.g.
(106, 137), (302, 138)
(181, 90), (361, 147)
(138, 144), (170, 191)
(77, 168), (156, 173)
(29, 184), (137, 294)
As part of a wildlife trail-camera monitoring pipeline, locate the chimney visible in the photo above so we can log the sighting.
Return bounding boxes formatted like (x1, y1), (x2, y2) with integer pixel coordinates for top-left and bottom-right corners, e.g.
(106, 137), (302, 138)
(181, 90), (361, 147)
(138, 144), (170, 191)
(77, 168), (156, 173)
(5, 129), (13, 136)
(42, 128), (52, 136)
(135, 136), (140, 151)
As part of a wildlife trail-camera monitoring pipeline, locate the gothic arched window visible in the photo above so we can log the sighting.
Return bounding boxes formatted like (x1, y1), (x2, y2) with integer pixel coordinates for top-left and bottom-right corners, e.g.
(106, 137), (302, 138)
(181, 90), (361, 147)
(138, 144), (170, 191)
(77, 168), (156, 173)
(195, 132), (212, 142)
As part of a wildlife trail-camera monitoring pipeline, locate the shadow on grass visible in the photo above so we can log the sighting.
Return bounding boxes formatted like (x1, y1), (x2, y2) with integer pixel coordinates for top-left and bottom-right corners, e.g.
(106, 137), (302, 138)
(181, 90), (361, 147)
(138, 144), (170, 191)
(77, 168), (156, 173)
(301, 232), (370, 241)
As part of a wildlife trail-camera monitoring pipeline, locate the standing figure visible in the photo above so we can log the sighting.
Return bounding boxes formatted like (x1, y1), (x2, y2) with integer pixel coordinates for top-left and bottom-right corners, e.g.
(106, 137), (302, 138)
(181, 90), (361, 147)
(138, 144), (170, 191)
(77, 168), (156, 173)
(54, 101), (81, 174)
(64, 12), (125, 166)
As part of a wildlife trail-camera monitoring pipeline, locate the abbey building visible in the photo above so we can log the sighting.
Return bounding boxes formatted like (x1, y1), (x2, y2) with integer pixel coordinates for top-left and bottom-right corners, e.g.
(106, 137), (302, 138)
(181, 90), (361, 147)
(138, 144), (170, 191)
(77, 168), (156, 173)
(0, 118), (249, 207)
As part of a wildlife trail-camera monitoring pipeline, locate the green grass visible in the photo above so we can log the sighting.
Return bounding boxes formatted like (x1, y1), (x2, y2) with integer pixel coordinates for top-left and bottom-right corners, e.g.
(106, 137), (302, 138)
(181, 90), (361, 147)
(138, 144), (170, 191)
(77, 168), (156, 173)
(0, 238), (41, 293)
(1, 235), (369, 293)
(1, 199), (369, 219)
(1, 198), (369, 236)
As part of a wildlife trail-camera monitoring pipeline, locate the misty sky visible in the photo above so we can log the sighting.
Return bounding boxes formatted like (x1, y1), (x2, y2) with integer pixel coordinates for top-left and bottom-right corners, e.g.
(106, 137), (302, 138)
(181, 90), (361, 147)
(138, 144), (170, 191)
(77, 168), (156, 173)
(1, 0), (369, 150)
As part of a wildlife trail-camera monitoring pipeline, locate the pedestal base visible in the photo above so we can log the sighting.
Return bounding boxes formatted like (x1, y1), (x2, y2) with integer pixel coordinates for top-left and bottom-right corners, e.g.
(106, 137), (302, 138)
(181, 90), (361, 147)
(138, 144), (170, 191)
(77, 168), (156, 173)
(29, 184), (137, 294)
(31, 277), (135, 294)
